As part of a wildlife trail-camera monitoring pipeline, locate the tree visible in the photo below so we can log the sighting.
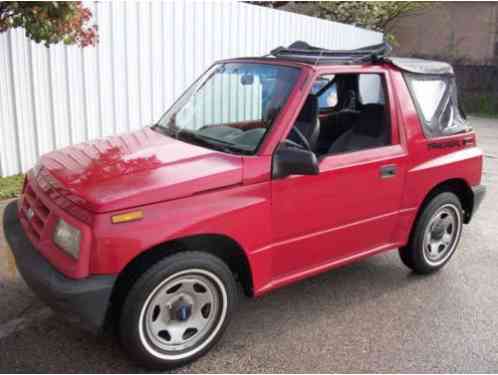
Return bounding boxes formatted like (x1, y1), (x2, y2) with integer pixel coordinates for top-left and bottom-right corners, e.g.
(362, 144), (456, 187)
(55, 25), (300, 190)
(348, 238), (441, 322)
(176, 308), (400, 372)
(313, 2), (428, 34)
(0, 2), (97, 47)
(249, 2), (430, 43)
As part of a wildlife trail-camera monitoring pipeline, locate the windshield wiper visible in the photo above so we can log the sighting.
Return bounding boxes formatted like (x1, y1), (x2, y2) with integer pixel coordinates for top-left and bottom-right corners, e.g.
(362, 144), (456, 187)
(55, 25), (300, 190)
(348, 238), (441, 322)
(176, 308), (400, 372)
(152, 126), (252, 155)
(177, 130), (251, 155)
(151, 123), (181, 139)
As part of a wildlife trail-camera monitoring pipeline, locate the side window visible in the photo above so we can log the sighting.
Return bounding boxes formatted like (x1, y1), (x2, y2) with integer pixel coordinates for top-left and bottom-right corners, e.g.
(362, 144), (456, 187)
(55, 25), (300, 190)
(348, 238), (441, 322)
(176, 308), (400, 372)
(311, 77), (329, 93)
(405, 74), (468, 137)
(359, 74), (385, 105)
(319, 83), (338, 110)
(290, 72), (391, 156)
(312, 75), (337, 111)
(409, 78), (446, 122)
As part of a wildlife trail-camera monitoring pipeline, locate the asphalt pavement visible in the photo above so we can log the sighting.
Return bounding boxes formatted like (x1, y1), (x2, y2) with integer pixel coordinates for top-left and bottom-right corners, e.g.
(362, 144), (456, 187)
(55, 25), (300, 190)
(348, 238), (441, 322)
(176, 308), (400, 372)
(0, 116), (497, 373)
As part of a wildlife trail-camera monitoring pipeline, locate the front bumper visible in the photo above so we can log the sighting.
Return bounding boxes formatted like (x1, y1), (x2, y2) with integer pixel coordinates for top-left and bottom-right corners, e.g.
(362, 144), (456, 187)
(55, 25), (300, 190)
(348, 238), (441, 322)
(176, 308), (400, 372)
(2, 201), (116, 334)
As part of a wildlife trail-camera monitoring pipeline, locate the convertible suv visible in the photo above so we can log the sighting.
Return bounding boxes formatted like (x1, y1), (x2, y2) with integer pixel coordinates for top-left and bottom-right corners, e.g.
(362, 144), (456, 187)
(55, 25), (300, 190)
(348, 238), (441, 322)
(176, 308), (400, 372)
(4, 42), (485, 368)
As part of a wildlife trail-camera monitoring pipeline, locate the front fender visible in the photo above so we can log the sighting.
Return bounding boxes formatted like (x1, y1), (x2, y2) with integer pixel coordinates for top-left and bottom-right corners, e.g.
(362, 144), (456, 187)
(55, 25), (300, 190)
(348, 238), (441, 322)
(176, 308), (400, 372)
(90, 182), (272, 286)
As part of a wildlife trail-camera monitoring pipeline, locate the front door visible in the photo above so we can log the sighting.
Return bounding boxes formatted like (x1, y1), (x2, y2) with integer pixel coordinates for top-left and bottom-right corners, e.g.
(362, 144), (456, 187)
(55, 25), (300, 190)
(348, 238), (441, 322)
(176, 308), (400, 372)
(270, 70), (407, 279)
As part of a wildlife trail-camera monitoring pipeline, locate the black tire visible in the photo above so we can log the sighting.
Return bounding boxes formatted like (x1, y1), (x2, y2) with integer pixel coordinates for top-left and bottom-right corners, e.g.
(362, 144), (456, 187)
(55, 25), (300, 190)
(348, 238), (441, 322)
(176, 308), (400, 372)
(119, 251), (238, 370)
(399, 192), (463, 274)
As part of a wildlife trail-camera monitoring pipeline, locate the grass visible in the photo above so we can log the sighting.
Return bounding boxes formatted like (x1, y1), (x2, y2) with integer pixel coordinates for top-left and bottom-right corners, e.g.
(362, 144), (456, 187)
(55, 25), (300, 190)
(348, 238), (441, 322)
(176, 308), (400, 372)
(461, 93), (498, 118)
(0, 174), (24, 201)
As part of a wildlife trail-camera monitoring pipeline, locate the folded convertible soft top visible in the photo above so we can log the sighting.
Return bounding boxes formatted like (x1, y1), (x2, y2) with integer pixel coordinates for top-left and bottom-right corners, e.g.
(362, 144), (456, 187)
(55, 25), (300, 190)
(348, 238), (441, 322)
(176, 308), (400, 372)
(385, 57), (454, 76)
(269, 41), (455, 76)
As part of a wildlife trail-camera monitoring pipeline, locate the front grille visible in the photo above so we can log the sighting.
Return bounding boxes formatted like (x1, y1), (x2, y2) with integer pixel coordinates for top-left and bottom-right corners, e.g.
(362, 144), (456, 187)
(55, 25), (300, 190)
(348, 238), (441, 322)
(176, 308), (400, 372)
(20, 181), (52, 242)
(18, 172), (88, 277)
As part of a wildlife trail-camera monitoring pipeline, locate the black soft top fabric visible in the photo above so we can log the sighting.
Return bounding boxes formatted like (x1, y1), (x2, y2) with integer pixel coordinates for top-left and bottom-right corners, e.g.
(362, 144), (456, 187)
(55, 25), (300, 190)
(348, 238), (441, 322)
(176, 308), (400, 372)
(386, 57), (454, 76)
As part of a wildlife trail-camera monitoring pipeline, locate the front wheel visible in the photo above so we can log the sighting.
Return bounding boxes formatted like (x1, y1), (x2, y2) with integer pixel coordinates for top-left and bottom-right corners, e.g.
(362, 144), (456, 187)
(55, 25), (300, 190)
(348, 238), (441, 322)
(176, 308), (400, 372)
(119, 252), (237, 369)
(399, 192), (463, 274)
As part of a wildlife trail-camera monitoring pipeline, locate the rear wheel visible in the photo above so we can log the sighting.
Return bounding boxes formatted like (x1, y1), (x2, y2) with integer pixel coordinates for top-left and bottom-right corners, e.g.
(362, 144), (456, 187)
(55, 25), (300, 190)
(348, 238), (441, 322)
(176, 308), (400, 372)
(399, 192), (463, 274)
(119, 252), (237, 369)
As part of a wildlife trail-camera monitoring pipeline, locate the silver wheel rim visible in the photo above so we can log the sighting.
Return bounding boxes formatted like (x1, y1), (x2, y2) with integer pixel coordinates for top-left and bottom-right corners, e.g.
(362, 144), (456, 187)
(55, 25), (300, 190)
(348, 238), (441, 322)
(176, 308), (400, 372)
(138, 269), (228, 360)
(423, 204), (462, 266)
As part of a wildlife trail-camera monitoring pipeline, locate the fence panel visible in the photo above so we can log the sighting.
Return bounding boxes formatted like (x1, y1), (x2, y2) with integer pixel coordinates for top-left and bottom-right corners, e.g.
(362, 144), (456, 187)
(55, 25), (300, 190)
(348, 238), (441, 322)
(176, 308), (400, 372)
(0, 1), (382, 176)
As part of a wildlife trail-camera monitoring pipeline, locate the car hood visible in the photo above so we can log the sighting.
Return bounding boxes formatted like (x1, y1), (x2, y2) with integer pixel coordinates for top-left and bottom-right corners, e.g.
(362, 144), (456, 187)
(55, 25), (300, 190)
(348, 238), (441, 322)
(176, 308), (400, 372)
(37, 128), (243, 213)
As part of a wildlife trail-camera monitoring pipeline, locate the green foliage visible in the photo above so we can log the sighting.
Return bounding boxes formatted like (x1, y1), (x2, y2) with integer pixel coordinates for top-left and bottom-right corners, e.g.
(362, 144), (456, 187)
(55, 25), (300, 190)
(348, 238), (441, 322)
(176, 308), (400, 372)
(0, 2), (97, 47)
(0, 174), (24, 201)
(312, 2), (427, 32)
(462, 93), (498, 118)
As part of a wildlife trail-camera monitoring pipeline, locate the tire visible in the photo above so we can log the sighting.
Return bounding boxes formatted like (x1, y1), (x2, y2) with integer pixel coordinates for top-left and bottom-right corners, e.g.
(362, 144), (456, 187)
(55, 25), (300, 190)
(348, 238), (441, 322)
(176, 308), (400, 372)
(399, 192), (463, 274)
(119, 251), (238, 369)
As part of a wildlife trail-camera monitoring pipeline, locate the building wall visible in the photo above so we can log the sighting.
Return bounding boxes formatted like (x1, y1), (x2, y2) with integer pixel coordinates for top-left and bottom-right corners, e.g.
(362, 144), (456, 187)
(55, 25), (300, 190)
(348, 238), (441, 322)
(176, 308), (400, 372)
(0, 1), (382, 177)
(390, 2), (498, 64)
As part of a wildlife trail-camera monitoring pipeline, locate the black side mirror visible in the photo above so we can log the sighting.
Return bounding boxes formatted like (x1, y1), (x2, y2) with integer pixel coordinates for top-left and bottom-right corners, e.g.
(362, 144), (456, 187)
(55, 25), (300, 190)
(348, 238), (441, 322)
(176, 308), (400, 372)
(272, 141), (319, 179)
(241, 74), (254, 85)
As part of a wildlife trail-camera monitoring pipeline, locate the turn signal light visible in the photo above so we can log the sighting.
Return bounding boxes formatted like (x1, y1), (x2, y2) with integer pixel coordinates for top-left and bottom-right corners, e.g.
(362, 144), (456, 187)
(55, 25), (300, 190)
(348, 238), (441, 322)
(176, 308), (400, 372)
(111, 210), (144, 224)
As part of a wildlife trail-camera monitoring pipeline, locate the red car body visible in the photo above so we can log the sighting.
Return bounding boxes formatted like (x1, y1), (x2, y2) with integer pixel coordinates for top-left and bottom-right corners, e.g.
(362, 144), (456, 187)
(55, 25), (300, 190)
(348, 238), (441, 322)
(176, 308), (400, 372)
(4, 58), (484, 333)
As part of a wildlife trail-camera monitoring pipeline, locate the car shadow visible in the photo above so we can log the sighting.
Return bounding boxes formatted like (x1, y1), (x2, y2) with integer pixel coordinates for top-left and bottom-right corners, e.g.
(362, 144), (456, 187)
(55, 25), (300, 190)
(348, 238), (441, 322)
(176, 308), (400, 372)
(0, 251), (437, 373)
(225, 251), (429, 341)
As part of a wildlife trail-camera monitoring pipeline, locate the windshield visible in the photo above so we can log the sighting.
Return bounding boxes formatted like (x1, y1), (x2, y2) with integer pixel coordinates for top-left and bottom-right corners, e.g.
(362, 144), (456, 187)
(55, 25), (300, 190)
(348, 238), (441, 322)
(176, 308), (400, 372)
(156, 63), (301, 154)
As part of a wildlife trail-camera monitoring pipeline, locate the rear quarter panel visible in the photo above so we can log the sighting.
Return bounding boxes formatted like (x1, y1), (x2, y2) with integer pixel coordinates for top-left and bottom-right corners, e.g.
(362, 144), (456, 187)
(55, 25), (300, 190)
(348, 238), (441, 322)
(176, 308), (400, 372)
(391, 69), (483, 244)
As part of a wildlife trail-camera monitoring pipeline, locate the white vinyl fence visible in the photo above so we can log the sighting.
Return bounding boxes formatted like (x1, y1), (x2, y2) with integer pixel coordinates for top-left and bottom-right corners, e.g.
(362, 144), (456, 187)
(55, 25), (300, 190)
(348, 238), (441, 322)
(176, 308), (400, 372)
(0, 1), (382, 176)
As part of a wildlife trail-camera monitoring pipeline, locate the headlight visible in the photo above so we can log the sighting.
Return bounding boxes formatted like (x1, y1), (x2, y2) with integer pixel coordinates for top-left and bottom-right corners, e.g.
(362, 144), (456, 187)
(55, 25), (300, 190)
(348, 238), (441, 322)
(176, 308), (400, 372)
(53, 219), (81, 259)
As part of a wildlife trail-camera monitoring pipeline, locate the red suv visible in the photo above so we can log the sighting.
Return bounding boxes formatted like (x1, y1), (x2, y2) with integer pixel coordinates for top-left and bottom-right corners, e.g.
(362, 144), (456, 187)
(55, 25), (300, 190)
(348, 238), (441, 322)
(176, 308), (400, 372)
(4, 42), (485, 369)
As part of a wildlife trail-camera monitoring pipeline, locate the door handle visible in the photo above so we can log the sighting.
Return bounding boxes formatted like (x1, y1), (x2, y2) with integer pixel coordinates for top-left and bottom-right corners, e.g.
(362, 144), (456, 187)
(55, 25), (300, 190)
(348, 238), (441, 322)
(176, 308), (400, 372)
(380, 164), (397, 178)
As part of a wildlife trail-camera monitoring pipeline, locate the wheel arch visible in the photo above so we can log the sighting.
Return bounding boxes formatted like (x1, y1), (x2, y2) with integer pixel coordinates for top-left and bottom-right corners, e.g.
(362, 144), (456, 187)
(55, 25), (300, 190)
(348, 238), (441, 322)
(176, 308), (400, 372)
(409, 179), (474, 244)
(423, 178), (474, 223)
(107, 233), (254, 327)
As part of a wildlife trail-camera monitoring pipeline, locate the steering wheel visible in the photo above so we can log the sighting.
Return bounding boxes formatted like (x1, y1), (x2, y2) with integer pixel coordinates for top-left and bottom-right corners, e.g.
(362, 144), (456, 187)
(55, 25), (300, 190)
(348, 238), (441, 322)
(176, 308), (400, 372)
(290, 126), (311, 150)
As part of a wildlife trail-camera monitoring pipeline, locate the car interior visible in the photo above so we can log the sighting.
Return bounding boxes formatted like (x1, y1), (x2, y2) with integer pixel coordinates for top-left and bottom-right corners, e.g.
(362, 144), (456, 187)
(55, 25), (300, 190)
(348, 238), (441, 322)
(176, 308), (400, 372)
(288, 73), (391, 156)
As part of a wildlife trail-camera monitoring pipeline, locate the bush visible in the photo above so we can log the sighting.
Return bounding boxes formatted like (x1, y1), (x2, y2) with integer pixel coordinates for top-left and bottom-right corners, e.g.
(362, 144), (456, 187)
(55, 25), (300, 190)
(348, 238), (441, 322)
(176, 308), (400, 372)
(0, 174), (24, 201)
(461, 93), (498, 118)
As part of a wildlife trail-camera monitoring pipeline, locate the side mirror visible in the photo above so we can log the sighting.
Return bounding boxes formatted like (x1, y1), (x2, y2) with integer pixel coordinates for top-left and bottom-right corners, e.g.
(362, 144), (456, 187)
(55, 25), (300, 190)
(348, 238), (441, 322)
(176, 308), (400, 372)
(272, 141), (319, 179)
(241, 74), (254, 85)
